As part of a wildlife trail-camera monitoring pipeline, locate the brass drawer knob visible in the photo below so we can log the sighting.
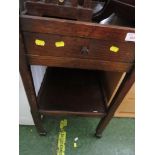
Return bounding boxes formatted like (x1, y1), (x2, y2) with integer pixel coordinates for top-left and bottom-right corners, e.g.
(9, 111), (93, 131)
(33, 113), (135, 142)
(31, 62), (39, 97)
(81, 46), (89, 55)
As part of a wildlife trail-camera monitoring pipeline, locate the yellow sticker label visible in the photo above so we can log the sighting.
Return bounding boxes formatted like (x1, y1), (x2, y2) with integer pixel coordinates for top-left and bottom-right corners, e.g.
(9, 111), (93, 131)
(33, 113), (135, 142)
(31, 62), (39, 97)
(35, 39), (45, 46)
(110, 46), (119, 53)
(55, 41), (65, 47)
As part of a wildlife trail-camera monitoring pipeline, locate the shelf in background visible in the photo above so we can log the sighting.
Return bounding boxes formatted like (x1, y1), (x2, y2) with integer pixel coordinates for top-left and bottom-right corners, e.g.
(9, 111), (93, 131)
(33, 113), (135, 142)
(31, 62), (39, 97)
(37, 67), (107, 117)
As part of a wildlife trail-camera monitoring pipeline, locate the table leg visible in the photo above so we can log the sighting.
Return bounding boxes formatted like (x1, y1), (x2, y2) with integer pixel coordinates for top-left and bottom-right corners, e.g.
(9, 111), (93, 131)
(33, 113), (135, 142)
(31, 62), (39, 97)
(20, 32), (46, 135)
(95, 67), (135, 137)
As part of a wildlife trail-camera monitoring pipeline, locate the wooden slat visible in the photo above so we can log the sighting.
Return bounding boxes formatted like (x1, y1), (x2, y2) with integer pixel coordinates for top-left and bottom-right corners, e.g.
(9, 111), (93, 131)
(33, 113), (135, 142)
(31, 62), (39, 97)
(39, 110), (105, 117)
(20, 15), (135, 41)
(26, 55), (133, 72)
(83, 0), (92, 8)
(25, 1), (92, 21)
(71, 0), (78, 6)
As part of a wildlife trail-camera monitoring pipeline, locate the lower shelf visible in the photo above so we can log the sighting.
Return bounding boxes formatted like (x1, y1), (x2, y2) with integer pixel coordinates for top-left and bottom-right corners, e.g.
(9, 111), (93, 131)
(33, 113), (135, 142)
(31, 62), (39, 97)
(37, 67), (107, 117)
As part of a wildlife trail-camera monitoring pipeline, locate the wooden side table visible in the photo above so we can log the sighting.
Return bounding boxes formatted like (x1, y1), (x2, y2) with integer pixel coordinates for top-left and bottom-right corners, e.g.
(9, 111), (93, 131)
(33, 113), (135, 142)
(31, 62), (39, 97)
(19, 1), (135, 137)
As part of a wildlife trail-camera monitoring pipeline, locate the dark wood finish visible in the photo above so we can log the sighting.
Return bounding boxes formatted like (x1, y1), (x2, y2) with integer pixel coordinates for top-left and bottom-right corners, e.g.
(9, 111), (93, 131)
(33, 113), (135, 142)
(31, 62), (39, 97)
(27, 55), (133, 72)
(83, 0), (92, 8)
(23, 32), (134, 63)
(20, 32), (46, 135)
(44, 0), (52, 3)
(25, 1), (93, 21)
(20, 2), (135, 136)
(71, 0), (78, 6)
(37, 67), (107, 117)
(21, 15), (134, 72)
(20, 15), (134, 41)
(96, 67), (135, 137)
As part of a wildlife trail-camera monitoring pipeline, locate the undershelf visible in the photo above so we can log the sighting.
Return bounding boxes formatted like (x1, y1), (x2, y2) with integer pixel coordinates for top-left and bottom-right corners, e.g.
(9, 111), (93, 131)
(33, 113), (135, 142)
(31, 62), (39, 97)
(37, 67), (107, 117)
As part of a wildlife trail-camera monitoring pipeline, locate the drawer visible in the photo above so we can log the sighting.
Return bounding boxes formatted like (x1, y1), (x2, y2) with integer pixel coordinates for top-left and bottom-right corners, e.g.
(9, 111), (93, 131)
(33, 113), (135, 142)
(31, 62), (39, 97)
(23, 32), (134, 63)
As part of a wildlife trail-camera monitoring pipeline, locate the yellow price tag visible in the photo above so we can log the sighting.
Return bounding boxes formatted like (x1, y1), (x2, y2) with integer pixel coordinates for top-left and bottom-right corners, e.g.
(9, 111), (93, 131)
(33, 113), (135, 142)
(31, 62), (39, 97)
(55, 41), (65, 47)
(35, 39), (45, 46)
(110, 46), (119, 53)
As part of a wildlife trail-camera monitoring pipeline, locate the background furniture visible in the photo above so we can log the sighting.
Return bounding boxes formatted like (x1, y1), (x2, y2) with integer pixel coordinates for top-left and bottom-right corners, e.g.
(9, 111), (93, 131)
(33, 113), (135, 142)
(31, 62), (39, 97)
(115, 83), (135, 117)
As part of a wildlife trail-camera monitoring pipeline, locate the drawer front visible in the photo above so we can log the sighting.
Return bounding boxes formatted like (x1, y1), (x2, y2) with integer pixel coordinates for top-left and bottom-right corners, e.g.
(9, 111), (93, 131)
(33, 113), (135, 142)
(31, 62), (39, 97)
(23, 32), (134, 63)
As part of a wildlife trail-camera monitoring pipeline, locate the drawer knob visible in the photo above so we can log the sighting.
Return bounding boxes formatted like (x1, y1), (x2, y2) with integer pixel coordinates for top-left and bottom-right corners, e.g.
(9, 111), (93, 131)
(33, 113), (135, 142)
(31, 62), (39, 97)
(81, 46), (89, 55)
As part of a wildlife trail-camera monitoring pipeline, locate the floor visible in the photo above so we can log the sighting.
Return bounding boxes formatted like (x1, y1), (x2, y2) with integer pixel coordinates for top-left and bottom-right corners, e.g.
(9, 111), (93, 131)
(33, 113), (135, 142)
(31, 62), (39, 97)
(19, 117), (135, 155)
